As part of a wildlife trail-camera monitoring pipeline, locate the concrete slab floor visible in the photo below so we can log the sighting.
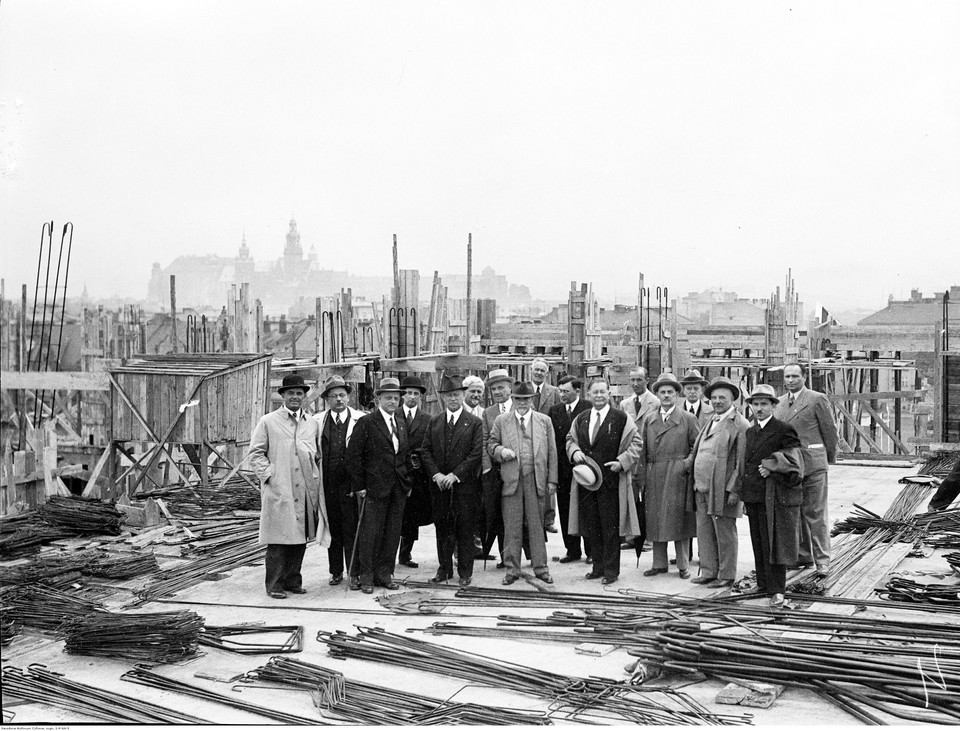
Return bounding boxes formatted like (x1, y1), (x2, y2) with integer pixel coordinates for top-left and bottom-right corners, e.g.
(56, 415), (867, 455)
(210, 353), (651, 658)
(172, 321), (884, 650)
(3, 463), (957, 726)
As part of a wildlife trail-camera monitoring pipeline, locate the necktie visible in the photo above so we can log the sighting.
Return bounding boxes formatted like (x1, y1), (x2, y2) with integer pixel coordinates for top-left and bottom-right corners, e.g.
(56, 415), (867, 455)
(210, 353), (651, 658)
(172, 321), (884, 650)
(567, 404), (572, 416)
(789, 394), (795, 407)
(500, 404), (505, 415)
(519, 415), (526, 433)
(449, 413), (455, 428)
(389, 417), (399, 452)
(590, 412), (600, 444)
(533, 387), (541, 410)
(335, 413), (342, 426)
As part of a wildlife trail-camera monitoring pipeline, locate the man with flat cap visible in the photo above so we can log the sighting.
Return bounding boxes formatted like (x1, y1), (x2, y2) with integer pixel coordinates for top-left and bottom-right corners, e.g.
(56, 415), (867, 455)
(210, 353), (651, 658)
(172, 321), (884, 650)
(248, 374), (331, 599)
(314, 375), (365, 589)
(638, 372), (699, 579)
(421, 374), (484, 586)
(548, 375), (592, 563)
(489, 381), (558, 585)
(346, 377), (413, 594)
(567, 378), (642, 585)
(397, 375), (432, 570)
(680, 370), (714, 428)
(732, 384), (804, 608)
(688, 377), (749, 588)
(480, 368), (514, 565)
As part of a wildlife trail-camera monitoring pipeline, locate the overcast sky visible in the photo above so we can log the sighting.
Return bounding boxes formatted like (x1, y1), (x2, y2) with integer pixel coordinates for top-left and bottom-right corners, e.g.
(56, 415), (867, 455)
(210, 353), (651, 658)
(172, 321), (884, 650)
(1, 1), (957, 312)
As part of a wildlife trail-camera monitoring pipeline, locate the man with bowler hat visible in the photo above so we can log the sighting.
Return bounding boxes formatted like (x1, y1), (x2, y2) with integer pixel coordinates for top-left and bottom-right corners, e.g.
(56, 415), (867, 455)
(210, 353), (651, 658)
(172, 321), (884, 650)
(489, 381), (558, 585)
(567, 378), (642, 585)
(397, 375), (432, 569)
(421, 374), (484, 586)
(680, 370), (714, 427)
(480, 368), (514, 566)
(248, 374), (330, 599)
(346, 377), (413, 594)
(314, 375), (365, 590)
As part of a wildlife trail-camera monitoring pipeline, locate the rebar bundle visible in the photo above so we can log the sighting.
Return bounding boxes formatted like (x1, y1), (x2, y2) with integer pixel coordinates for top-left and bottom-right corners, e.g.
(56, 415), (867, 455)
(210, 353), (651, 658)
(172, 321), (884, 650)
(3, 585), (107, 631)
(37, 495), (124, 535)
(241, 656), (553, 725)
(0, 552), (90, 586)
(120, 667), (316, 724)
(139, 478), (261, 517)
(83, 551), (160, 579)
(61, 610), (204, 663)
(318, 627), (752, 726)
(2, 665), (210, 724)
(0, 612), (20, 646)
(199, 624), (304, 654)
(0, 524), (74, 558)
(877, 576), (960, 606)
(919, 452), (959, 477)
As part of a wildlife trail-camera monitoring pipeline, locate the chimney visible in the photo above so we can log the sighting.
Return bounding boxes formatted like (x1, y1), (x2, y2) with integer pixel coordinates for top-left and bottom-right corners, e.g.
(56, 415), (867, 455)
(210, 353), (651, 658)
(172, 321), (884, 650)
(279, 314), (287, 334)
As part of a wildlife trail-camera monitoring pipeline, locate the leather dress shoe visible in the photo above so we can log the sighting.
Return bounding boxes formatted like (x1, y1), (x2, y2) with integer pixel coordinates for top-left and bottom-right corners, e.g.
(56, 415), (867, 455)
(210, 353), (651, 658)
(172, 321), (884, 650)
(643, 568), (668, 577)
(769, 593), (785, 607)
(585, 571), (603, 580)
(458, 576), (472, 587)
(669, 558), (677, 565)
(495, 561), (506, 569)
(535, 572), (553, 584)
(690, 576), (716, 585)
(558, 555), (580, 564)
(383, 580), (400, 590)
(620, 541), (634, 550)
(361, 584), (374, 594)
(601, 576), (618, 585)
(399, 558), (419, 568)
(349, 577), (360, 591)
(267, 590), (287, 599)
(678, 570), (691, 580)
(545, 524), (558, 533)
(429, 570), (453, 583)
(708, 579), (734, 588)
(502, 574), (518, 585)
(329, 573), (344, 586)
(286, 587), (307, 594)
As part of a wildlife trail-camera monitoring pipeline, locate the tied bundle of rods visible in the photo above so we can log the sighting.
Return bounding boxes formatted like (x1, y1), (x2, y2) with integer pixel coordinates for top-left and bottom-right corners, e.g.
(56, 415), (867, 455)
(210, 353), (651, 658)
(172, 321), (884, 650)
(914, 508), (960, 549)
(38, 495), (124, 535)
(3, 585), (107, 631)
(132, 516), (262, 604)
(877, 576), (960, 607)
(61, 610), (204, 663)
(318, 627), (751, 726)
(793, 481), (935, 597)
(139, 477), (261, 517)
(241, 656), (552, 725)
(0, 551), (158, 588)
(2, 665), (210, 724)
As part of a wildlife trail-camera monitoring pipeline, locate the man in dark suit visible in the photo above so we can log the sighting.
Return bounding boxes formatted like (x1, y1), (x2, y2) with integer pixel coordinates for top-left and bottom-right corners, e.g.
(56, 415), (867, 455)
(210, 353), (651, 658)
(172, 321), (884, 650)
(397, 376), (432, 569)
(548, 375), (592, 563)
(421, 374), (484, 587)
(346, 377), (412, 594)
(733, 384), (804, 608)
(775, 363), (838, 577)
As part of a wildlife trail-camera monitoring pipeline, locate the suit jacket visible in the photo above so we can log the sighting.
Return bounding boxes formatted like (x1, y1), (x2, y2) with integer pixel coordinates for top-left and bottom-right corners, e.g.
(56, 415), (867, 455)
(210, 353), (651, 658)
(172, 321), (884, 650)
(736, 417), (803, 505)
(682, 398), (715, 428)
(688, 408), (749, 517)
(489, 410), (558, 497)
(621, 390), (660, 425)
(314, 407), (366, 448)
(421, 410), (483, 490)
(548, 398), (592, 489)
(534, 383), (561, 414)
(481, 401), (512, 473)
(400, 407), (431, 476)
(774, 388), (838, 475)
(346, 409), (412, 500)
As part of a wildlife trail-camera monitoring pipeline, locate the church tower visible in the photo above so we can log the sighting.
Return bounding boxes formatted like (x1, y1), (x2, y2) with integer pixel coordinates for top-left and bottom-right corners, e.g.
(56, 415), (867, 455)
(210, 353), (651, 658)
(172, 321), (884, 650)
(283, 217), (303, 274)
(236, 231), (255, 281)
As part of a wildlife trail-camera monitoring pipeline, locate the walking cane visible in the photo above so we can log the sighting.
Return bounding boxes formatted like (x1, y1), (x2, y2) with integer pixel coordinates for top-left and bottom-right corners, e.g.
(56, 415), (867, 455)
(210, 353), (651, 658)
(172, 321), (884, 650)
(346, 492), (367, 589)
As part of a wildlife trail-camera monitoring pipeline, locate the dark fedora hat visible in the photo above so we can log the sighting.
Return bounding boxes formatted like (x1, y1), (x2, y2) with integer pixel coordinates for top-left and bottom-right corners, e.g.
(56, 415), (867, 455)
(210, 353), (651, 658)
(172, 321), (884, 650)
(651, 372), (683, 394)
(512, 381), (535, 399)
(572, 454), (604, 491)
(704, 376), (740, 401)
(680, 369), (709, 387)
(277, 374), (309, 393)
(400, 375), (427, 394)
(438, 374), (466, 393)
(320, 375), (353, 398)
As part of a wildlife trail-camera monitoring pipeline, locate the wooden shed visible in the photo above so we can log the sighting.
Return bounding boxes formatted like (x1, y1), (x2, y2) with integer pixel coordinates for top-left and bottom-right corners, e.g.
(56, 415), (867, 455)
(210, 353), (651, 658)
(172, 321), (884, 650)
(108, 353), (271, 492)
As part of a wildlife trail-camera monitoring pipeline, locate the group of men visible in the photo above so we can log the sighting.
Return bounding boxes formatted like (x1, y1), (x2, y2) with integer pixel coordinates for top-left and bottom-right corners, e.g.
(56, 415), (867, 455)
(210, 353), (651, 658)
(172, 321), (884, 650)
(248, 359), (838, 606)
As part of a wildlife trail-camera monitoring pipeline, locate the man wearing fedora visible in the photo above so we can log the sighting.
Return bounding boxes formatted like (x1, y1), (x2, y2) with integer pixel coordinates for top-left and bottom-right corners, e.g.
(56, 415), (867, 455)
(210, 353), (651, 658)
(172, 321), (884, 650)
(462, 375), (486, 418)
(489, 381), (558, 585)
(680, 370), (714, 427)
(774, 363), (838, 577)
(314, 375), (366, 589)
(637, 372), (700, 579)
(480, 368), (514, 566)
(548, 375), (593, 563)
(567, 379), (642, 585)
(733, 384), (804, 608)
(346, 377), (413, 594)
(421, 374), (484, 586)
(688, 377), (749, 588)
(248, 374), (331, 599)
(397, 376), (433, 570)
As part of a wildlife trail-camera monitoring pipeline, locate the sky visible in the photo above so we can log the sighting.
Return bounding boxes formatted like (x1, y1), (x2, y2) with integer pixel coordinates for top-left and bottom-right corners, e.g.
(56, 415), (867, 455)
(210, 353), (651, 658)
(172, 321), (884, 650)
(1, 1), (958, 312)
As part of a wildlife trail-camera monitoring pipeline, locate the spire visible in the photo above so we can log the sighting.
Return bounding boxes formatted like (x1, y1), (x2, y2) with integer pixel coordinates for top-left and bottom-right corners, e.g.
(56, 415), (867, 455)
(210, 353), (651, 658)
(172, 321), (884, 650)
(239, 230), (250, 259)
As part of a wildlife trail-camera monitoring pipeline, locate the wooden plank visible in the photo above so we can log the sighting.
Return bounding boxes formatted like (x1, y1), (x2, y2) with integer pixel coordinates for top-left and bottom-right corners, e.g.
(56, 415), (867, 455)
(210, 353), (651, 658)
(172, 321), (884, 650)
(0, 370), (110, 391)
(858, 400), (910, 455)
(826, 389), (924, 403)
(833, 402), (882, 453)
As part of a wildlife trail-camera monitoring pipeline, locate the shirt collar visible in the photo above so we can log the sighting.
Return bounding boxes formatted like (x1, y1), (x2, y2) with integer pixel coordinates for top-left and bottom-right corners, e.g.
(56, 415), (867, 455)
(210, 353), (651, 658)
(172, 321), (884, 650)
(592, 404), (610, 419)
(405, 406), (418, 420)
(379, 408), (397, 426)
(500, 398), (513, 412)
(567, 397), (580, 411)
(515, 409), (532, 423)
(660, 405), (676, 417)
(446, 407), (463, 423)
(757, 415), (773, 429)
(284, 407), (303, 420)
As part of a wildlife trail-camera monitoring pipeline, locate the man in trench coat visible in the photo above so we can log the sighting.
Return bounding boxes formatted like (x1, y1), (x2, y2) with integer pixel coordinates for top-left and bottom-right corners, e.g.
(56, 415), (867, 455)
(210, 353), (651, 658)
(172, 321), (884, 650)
(688, 377), (748, 588)
(638, 373), (699, 578)
(248, 374), (331, 599)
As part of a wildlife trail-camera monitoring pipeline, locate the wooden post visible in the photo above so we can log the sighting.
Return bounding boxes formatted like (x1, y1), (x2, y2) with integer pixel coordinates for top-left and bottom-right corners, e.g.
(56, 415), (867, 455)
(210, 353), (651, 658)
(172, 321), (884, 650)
(18, 284), (27, 451)
(466, 234), (473, 355)
(169, 275), (179, 353)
